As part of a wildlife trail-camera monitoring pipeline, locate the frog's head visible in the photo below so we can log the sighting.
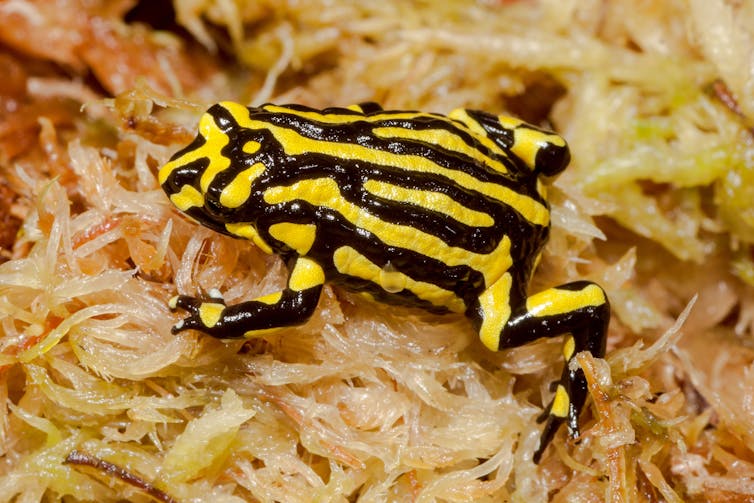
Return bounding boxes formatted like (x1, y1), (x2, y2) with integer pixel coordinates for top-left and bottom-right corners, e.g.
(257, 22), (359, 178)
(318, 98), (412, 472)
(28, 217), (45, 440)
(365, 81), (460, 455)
(159, 103), (268, 236)
(494, 115), (571, 180)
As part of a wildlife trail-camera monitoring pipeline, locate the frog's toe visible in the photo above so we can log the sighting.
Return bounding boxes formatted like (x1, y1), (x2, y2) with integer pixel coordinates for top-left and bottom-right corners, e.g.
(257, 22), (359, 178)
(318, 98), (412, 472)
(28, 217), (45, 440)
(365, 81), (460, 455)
(171, 313), (205, 334)
(168, 295), (213, 334)
(533, 411), (566, 463)
(168, 294), (204, 314)
(207, 288), (224, 301)
(534, 368), (591, 462)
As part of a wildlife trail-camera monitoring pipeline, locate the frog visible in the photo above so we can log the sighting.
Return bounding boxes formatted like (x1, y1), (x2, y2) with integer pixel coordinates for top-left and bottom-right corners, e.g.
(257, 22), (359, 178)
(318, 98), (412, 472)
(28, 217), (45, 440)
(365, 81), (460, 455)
(158, 101), (610, 462)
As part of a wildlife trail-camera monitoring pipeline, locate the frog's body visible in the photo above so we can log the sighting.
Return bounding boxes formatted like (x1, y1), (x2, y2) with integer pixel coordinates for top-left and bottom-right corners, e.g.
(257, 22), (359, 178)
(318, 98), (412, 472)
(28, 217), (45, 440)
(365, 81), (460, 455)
(159, 101), (609, 462)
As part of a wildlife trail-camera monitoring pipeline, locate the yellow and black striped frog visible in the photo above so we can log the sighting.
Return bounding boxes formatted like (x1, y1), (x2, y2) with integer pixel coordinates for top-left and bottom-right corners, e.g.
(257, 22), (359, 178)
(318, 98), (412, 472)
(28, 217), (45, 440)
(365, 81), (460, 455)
(159, 101), (610, 462)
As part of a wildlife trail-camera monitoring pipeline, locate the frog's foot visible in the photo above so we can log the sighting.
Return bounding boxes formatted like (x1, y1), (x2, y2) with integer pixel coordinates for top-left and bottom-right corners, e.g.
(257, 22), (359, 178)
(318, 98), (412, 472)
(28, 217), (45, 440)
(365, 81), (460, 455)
(167, 259), (326, 339)
(168, 289), (226, 335)
(533, 365), (589, 463)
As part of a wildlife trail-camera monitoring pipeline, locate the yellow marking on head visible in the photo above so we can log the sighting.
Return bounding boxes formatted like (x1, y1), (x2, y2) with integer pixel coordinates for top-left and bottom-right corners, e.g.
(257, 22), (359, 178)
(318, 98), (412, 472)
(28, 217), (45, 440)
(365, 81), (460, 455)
(243, 140), (261, 153)
(550, 384), (570, 418)
(221, 102), (549, 227)
(264, 178), (512, 287)
(219, 162), (266, 209)
(168, 296), (179, 309)
(497, 116), (567, 173)
(158, 111), (231, 192)
(333, 246), (465, 312)
(256, 291), (283, 305)
(477, 272), (513, 350)
(169, 185), (205, 211)
(288, 257), (325, 292)
(563, 335), (575, 361)
(346, 104), (365, 113)
(224, 222), (273, 254)
(198, 302), (225, 328)
(363, 179), (494, 228)
(510, 128), (543, 172)
(372, 126), (509, 175)
(268, 222), (317, 255)
(525, 284), (607, 318)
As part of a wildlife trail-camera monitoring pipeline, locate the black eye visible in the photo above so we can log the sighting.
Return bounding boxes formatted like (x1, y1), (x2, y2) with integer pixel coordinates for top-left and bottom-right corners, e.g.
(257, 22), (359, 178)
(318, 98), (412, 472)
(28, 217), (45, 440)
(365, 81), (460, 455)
(534, 142), (570, 178)
(165, 159), (207, 193)
(203, 193), (225, 216)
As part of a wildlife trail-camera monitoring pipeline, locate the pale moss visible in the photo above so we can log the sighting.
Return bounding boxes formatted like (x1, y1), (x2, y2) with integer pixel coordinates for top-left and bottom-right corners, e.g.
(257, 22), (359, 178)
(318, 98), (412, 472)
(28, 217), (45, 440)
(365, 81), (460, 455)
(162, 389), (255, 483)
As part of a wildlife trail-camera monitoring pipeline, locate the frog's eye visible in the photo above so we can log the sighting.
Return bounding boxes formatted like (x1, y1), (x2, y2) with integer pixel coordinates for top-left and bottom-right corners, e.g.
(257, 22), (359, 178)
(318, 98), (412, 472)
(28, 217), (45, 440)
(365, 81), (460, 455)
(203, 191), (227, 217)
(533, 140), (570, 178)
(162, 158), (207, 196)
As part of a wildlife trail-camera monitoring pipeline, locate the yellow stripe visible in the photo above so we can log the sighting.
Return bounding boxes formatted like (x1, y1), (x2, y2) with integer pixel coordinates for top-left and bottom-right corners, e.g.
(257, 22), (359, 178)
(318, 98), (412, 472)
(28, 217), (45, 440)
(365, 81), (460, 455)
(263, 178), (512, 287)
(477, 272), (512, 350)
(224, 222), (273, 254)
(256, 291), (282, 305)
(198, 302), (225, 328)
(563, 335), (575, 361)
(288, 257), (325, 292)
(268, 222), (317, 255)
(219, 162), (267, 208)
(511, 127), (548, 172)
(362, 179), (494, 228)
(497, 116), (567, 172)
(221, 102), (549, 227)
(372, 126), (509, 175)
(332, 246), (466, 313)
(158, 112), (230, 190)
(169, 185), (204, 211)
(525, 284), (607, 318)
(447, 108), (511, 160)
(550, 384), (570, 418)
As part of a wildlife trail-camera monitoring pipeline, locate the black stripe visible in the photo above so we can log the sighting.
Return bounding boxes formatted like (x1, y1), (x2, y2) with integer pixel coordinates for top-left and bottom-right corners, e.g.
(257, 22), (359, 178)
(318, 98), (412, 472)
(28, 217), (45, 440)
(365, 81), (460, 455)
(248, 106), (544, 198)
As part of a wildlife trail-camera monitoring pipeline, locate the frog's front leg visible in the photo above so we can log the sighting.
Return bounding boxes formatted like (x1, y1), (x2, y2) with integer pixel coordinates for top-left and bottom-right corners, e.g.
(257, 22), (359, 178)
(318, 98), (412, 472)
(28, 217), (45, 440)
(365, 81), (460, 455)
(170, 256), (325, 338)
(471, 275), (609, 463)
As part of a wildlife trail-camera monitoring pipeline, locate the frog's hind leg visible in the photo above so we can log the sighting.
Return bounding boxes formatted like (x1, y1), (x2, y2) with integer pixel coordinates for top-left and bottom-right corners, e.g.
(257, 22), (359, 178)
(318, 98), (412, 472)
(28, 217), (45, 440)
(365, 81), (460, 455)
(470, 276), (609, 463)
